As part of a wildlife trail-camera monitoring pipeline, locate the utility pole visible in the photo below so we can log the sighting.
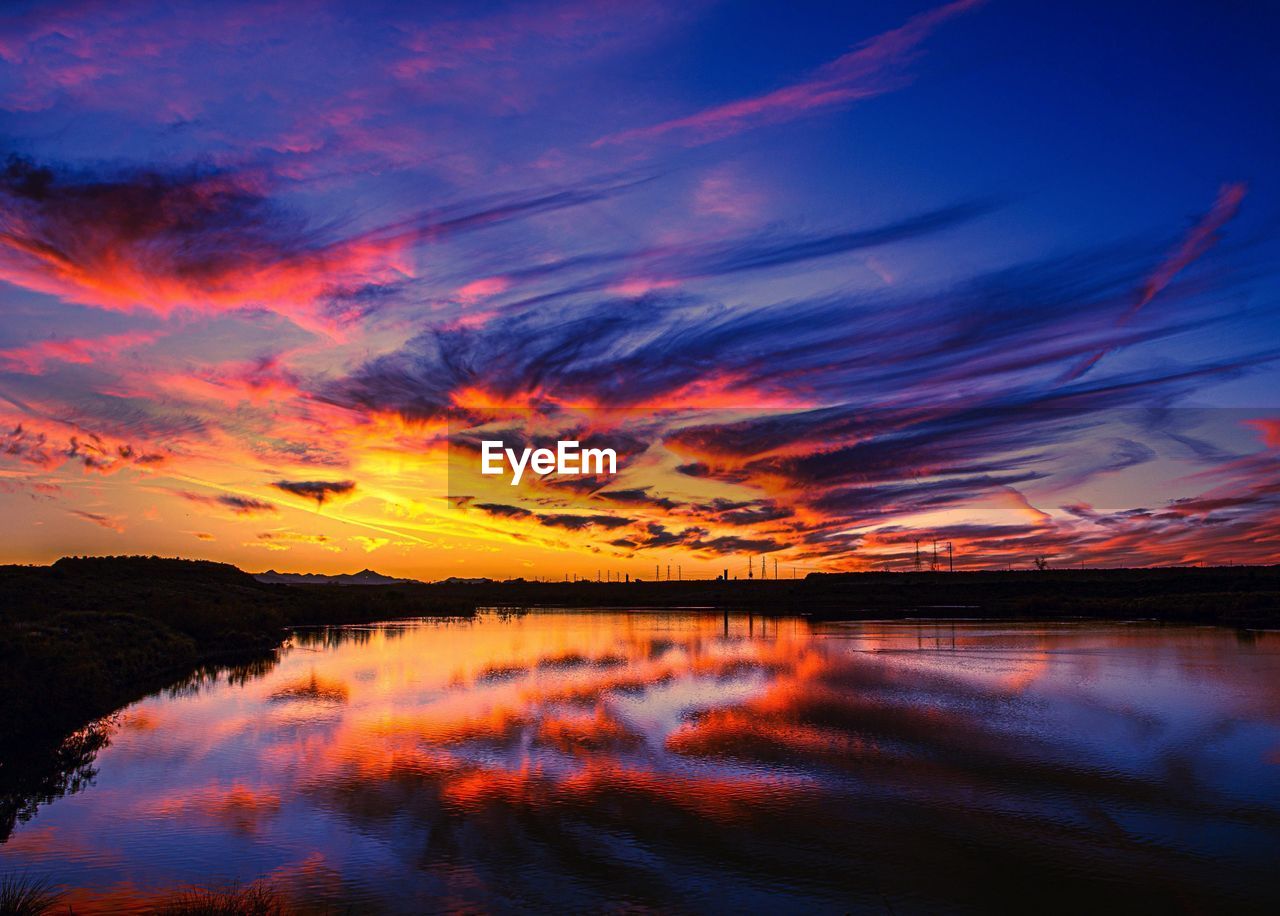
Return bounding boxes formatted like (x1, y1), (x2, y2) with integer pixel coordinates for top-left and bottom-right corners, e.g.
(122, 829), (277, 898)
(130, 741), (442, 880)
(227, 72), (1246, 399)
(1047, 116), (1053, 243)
(915, 540), (920, 572)
(948, 542), (954, 573)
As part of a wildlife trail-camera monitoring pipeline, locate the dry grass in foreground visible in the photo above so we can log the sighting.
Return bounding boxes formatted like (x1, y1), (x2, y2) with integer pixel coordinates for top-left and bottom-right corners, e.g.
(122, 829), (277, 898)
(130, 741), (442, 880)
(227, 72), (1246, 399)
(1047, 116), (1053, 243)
(0, 874), (64, 916)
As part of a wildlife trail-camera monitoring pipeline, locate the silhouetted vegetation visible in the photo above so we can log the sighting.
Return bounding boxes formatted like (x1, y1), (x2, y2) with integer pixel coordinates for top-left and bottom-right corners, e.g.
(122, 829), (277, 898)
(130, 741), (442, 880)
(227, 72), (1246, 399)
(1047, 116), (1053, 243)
(0, 875), (294, 915)
(0, 723), (111, 847)
(416, 564), (1280, 626)
(150, 882), (283, 916)
(0, 873), (64, 915)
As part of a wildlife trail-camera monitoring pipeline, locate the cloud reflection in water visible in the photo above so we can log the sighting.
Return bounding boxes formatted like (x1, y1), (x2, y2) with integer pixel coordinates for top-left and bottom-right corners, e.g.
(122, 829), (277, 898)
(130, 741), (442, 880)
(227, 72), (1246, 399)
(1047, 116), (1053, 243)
(2, 613), (1279, 913)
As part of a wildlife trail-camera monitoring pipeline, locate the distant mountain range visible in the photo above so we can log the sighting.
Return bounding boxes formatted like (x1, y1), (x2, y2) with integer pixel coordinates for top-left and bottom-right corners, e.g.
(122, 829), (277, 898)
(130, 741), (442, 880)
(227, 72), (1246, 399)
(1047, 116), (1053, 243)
(254, 568), (419, 586)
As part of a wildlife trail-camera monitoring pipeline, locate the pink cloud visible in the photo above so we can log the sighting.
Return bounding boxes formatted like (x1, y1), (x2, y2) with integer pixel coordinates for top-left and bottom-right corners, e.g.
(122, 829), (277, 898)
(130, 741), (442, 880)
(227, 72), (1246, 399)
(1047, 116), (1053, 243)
(692, 167), (764, 223)
(0, 329), (163, 374)
(1063, 183), (1247, 381)
(438, 309), (502, 331)
(457, 276), (511, 303)
(1132, 183), (1247, 315)
(606, 277), (679, 297)
(594, 0), (984, 147)
(391, 0), (693, 111)
(144, 356), (304, 408)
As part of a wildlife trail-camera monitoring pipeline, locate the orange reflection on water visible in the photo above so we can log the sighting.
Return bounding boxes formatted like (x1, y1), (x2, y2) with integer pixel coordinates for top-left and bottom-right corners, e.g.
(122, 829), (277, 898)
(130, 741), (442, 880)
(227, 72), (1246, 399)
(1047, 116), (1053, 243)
(4, 613), (1280, 913)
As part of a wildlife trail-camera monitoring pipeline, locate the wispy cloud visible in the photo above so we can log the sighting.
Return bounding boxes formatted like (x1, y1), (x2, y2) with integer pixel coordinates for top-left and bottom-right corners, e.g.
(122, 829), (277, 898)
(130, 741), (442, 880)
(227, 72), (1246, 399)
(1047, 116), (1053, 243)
(594, 0), (983, 147)
(69, 508), (125, 532)
(179, 490), (277, 516)
(1063, 183), (1247, 381)
(329, 222), (1255, 421)
(0, 329), (163, 374)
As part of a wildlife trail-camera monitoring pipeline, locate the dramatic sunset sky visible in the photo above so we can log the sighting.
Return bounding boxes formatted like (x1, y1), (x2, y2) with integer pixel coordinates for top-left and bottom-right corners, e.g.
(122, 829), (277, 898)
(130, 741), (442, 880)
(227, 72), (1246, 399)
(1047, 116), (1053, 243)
(1, 0), (1277, 578)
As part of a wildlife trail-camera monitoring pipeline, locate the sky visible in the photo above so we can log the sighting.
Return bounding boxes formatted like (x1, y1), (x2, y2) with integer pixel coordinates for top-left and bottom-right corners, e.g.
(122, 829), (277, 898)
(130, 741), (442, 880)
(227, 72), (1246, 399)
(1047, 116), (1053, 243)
(0, 0), (1277, 578)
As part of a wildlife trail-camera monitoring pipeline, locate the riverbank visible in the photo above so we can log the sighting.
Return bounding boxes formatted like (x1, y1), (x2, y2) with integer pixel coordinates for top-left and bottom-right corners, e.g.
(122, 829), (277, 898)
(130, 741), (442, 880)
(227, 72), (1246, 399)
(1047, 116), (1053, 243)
(0, 557), (477, 745)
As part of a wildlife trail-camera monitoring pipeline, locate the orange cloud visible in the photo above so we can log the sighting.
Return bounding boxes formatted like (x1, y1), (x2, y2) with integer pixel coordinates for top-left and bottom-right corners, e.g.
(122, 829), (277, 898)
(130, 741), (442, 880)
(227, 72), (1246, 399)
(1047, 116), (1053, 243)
(0, 165), (415, 338)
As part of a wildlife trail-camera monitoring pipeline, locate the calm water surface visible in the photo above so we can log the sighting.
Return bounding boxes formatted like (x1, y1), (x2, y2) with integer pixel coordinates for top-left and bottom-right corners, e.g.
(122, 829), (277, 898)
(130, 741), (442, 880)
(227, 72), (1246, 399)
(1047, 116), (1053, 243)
(2, 612), (1279, 913)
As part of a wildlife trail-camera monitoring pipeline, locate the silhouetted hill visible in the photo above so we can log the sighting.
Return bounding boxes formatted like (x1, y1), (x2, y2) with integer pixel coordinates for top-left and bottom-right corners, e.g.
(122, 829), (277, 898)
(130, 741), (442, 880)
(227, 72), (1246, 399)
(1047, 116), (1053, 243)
(4, 555), (289, 647)
(255, 567), (416, 586)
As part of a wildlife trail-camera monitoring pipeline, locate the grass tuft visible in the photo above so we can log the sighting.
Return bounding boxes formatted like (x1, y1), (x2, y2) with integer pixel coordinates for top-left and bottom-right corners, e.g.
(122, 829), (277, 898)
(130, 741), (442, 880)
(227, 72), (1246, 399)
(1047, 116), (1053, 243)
(148, 882), (285, 916)
(0, 873), (64, 915)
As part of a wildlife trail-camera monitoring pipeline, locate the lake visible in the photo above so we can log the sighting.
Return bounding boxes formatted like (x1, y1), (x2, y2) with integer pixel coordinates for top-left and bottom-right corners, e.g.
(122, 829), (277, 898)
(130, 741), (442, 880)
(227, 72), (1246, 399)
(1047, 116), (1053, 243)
(2, 612), (1279, 913)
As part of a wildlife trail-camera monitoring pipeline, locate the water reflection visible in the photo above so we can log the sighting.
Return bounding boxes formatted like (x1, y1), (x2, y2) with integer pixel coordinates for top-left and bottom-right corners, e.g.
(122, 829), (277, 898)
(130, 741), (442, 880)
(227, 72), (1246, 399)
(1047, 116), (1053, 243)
(0, 650), (283, 846)
(2, 613), (1279, 913)
(0, 725), (112, 846)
